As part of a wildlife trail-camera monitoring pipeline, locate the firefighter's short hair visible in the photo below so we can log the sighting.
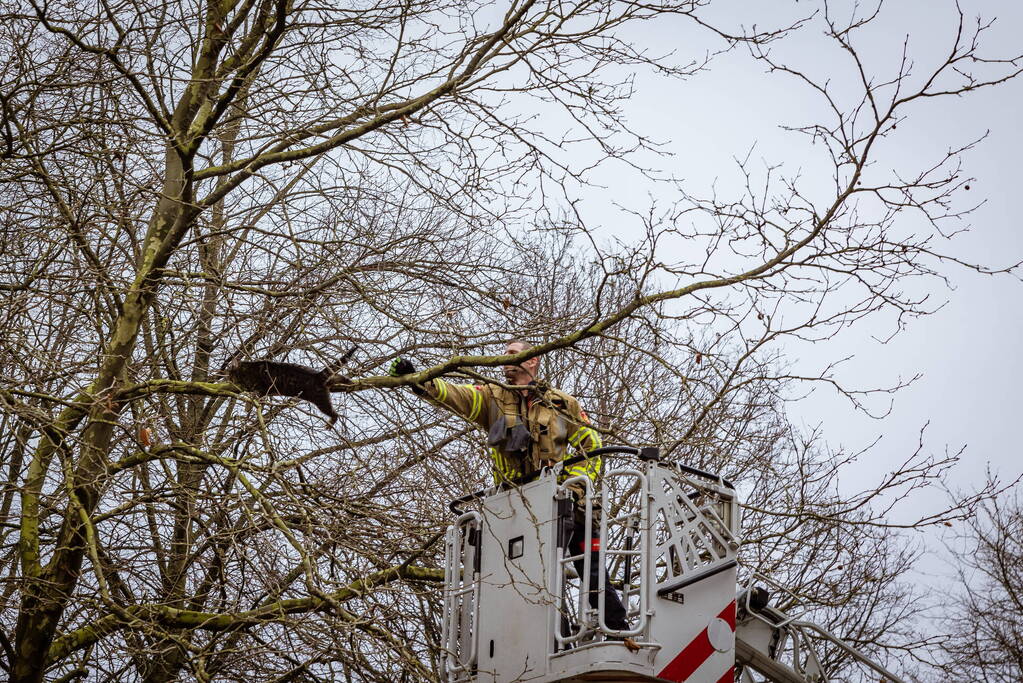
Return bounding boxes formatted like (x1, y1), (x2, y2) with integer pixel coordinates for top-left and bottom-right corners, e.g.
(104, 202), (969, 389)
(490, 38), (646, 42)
(506, 339), (539, 368)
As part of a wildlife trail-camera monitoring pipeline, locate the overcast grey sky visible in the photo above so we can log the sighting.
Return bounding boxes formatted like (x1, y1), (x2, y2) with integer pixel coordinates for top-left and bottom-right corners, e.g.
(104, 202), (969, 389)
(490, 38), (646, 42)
(564, 0), (1021, 582)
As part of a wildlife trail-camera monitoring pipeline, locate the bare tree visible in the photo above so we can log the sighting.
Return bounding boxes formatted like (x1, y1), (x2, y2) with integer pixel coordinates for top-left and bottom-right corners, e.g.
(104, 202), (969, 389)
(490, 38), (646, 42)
(0, 0), (1020, 681)
(935, 494), (1023, 682)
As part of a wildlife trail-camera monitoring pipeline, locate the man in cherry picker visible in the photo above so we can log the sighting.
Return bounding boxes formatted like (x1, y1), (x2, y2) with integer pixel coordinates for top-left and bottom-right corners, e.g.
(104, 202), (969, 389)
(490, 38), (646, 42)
(389, 340), (639, 651)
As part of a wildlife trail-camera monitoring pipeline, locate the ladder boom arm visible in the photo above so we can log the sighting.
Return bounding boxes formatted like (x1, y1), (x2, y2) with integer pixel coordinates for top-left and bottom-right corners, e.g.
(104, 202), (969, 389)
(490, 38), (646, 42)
(735, 593), (907, 683)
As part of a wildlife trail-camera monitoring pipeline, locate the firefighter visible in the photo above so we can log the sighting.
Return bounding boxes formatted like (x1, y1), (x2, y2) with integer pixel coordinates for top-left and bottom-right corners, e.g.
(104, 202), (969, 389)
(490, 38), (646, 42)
(389, 340), (639, 650)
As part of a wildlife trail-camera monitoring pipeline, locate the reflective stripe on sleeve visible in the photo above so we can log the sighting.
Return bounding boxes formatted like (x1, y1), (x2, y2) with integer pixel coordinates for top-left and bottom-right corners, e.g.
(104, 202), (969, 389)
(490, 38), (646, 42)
(468, 386), (482, 421)
(434, 378), (449, 402)
(570, 426), (600, 449)
(565, 452), (601, 481)
(566, 425), (602, 481)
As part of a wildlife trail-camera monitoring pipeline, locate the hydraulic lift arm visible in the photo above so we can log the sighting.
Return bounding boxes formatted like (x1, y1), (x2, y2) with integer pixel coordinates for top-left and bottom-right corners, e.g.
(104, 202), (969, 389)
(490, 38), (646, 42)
(735, 588), (907, 683)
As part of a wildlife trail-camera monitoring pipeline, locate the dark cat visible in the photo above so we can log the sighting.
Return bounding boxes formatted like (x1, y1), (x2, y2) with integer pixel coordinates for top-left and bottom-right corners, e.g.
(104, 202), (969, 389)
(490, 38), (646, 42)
(226, 347), (356, 426)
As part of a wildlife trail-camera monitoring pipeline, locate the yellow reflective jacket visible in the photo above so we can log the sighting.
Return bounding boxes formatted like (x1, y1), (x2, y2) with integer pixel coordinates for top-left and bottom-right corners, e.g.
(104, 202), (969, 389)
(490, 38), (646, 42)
(415, 377), (602, 484)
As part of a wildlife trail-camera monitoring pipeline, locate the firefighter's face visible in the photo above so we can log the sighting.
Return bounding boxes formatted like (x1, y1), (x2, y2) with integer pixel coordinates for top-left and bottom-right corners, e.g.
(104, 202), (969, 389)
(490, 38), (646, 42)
(503, 342), (538, 385)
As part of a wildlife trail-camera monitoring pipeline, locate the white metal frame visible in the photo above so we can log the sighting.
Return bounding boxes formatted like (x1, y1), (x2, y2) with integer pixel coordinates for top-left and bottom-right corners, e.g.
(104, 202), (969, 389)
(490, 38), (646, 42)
(551, 474), (594, 649)
(736, 573), (908, 683)
(596, 467), (650, 638)
(648, 467), (740, 594)
(441, 511), (483, 682)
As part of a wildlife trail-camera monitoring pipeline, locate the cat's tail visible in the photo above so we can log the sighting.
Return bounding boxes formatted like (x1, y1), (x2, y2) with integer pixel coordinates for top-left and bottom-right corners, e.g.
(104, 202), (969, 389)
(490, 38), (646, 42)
(323, 344), (358, 390)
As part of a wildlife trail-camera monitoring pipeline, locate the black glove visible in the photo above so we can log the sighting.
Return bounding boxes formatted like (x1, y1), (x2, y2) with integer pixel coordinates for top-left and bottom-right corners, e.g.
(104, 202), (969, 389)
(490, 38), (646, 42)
(389, 358), (415, 377)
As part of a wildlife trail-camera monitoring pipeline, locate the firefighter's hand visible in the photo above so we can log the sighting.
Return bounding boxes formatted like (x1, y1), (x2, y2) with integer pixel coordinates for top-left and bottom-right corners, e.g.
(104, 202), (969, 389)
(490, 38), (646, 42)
(388, 358), (415, 377)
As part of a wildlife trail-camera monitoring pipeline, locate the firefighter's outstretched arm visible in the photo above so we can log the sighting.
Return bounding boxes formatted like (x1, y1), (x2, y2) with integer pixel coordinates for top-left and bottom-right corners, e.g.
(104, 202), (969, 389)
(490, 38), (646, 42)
(389, 358), (491, 429)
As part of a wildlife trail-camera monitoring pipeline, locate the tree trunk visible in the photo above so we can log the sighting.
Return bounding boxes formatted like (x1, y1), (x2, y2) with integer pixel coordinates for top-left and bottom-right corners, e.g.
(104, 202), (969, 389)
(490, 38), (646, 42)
(11, 147), (189, 682)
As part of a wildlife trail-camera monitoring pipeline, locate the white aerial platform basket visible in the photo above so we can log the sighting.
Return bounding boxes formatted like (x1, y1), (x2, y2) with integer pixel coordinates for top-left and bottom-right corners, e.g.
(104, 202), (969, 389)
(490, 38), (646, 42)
(441, 446), (741, 683)
(440, 446), (910, 683)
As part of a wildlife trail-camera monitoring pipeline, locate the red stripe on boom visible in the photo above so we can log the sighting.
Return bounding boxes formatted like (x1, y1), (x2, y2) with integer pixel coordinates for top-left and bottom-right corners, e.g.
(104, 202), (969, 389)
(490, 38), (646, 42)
(720, 600), (736, 629)
(656, 602), (736, 682)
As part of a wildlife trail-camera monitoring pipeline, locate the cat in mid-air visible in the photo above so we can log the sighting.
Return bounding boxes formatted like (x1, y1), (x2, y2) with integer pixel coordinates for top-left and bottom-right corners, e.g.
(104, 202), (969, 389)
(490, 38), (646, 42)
(226, 346), (356, 426)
